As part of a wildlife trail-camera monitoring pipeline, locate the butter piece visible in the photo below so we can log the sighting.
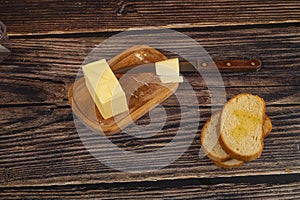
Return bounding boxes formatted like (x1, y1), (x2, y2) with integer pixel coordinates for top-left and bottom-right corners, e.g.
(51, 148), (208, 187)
(155, 58), (182, 83)
(82, 59), (128, 119)
(155, 58), (180, 76)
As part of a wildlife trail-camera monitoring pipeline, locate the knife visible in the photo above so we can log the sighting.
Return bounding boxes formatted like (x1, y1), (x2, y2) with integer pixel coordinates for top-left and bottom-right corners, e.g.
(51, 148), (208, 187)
(114, 58), (261, 74)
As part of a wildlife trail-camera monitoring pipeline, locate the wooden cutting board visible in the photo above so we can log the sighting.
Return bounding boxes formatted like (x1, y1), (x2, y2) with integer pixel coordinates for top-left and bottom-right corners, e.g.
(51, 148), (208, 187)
(68, 45), (179, 135)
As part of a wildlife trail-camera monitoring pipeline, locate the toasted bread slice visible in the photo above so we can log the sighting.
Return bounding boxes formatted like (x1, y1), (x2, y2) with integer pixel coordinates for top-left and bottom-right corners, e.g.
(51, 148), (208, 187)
(201, 112), (231, 162)
(219, 94), (266, 161)
(201, 111), (272, 167)
(211, 158), (244, 169)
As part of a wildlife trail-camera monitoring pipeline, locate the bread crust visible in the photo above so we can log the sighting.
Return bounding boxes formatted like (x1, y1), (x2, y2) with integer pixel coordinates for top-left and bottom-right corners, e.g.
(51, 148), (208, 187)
(219, 93), (266, 162)
(263, 116), (272, 138)
(211, 158), (244, 169)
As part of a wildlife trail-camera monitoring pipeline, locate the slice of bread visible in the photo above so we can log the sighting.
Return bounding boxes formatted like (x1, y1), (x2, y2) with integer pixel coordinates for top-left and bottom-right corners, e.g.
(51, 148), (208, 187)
(212, 158), (244, 169)
(219, 94), (266, 161)
(201, 112), (231, 162)
(201, 111), (272, 168)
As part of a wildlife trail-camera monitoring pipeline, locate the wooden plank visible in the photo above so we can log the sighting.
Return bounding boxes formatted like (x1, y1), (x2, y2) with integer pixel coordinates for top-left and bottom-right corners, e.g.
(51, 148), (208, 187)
(1, 71), (298, 106)
(1, 25), (299, 104)
(6, 24), (300, 73)
(1, 0), (300, 35)
(0, 70), (298, 105)
(0, 178), (300, 199)
(0, 104), (299, 187)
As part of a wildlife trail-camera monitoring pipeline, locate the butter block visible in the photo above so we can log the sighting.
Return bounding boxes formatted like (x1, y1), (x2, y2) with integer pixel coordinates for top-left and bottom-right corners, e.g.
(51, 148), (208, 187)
(82, 59), (128, 119)
(155, 58), (183, 83)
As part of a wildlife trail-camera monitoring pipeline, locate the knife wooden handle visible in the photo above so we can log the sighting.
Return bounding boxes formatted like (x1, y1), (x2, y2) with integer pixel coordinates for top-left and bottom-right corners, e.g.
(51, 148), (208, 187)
(195, 58), (261, 72)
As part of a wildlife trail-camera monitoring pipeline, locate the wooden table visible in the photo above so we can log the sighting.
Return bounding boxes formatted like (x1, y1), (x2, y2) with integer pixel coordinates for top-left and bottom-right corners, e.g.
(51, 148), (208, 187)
(1, 1), (299, 199)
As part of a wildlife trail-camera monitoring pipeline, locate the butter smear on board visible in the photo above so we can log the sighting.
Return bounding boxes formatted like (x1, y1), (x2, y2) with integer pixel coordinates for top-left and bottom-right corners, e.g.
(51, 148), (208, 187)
(82, 59), (128, 119)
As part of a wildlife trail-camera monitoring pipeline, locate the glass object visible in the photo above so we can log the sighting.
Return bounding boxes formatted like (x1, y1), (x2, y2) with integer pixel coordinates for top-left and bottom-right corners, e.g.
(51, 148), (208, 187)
(0, 21), (11, 63)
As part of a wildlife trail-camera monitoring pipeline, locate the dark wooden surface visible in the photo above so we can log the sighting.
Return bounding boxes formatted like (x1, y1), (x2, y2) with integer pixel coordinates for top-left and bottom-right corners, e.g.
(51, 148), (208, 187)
(1, 0), (299, 199)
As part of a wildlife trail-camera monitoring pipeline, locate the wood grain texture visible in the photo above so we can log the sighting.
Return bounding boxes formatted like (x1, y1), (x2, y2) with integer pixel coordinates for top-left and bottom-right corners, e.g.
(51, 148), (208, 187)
(0, 178), (300, 199)
(0, 2), (300, 197)
(0, 24), (299, 188)
(1, 0), (300, 35)
(1, 24), (299, 106)
(0, 104), (299, 187)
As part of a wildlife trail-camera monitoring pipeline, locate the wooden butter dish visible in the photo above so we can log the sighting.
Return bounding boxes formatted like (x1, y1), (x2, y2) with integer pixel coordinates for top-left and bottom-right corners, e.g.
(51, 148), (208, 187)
(68, 45), (179, 135)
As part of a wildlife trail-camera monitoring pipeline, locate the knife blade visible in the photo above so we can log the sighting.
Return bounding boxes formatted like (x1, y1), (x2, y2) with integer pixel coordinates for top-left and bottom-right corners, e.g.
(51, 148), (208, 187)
(114, 58), (261, 74)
